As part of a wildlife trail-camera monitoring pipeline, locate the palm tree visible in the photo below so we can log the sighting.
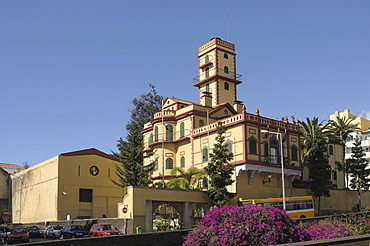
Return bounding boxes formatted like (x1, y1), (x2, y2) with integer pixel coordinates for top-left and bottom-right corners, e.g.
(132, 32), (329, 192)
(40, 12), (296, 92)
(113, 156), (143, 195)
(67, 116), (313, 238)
(328, 116), (360, 188)
(167, 167), (207, 190)
(301, 117), (332, 215)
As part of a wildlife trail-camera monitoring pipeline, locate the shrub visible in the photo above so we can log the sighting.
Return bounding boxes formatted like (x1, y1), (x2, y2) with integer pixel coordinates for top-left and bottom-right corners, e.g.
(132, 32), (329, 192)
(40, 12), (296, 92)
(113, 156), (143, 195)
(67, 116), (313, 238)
(183, 204), (309, 246)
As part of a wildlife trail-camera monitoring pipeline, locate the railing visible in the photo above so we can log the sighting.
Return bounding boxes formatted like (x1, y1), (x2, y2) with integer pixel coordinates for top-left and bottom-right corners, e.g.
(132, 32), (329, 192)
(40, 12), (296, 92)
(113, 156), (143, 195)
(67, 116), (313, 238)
(193, 67), (242, 83)
(263, 156), (290, 166)
(193, 114), (243, 135)
(154, 110), (176, 119)
(144, 130), (192, 150)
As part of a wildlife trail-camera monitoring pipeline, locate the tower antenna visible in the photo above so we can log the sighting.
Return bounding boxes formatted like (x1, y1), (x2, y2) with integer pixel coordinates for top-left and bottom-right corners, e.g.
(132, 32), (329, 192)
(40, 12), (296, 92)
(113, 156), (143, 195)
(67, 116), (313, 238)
(226, 6), (230, 41)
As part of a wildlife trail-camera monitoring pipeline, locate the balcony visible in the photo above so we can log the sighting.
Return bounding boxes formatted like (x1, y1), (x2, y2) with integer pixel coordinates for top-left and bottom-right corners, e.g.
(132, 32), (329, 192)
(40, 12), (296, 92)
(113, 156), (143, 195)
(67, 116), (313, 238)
(153, 110), (176, 119)
(193, 67), (242, 84)
(143, 129), (191, 151)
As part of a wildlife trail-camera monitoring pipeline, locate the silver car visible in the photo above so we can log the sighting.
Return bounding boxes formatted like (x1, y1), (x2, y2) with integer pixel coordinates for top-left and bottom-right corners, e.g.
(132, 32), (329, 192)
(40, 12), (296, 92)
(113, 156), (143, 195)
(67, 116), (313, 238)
(44, 226), (63, 239)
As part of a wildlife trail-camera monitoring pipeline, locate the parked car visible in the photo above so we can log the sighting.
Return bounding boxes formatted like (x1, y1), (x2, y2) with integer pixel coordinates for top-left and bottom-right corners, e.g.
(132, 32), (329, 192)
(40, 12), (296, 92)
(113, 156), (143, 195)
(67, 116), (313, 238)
(61, 225), (90, 239)
(0, 226), (11, 241)
(89, 223), (121, 236)
(27, 226), (44, 238)
(44, 225), (63, 239)
(7, 227), (29, 244)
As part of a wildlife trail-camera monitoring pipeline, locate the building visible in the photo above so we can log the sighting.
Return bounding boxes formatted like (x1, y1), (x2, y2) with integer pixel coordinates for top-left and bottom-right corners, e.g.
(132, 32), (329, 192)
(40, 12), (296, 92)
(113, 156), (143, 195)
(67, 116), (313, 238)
(330, 109), (370, 188)
(11, 148), (125, 224)
(142, 38), (305, 200)
(0, 163), (25, 174)
(0, 167), (10, 224)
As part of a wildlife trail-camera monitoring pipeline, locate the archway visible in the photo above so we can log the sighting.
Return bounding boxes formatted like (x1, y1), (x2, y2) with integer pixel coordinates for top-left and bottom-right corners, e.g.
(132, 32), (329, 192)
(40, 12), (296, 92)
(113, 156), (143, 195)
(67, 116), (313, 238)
(152, 203), (180, 231)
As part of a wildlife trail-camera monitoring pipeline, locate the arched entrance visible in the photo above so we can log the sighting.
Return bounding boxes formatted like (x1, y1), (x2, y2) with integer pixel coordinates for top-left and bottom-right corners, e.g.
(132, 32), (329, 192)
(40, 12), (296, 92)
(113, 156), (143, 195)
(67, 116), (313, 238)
(152, 202), (181, 231)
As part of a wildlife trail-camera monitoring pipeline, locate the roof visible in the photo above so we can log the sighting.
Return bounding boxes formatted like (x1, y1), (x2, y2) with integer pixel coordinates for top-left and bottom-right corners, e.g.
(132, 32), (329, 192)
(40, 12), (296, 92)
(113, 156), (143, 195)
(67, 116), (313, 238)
(60, 148), (120, 162)
(0, 163), (25, 170)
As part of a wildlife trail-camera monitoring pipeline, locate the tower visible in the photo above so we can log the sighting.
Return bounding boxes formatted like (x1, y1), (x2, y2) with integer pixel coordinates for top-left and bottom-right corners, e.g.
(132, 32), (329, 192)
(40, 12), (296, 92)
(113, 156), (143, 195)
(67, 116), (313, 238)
(193, 38), (242, 111)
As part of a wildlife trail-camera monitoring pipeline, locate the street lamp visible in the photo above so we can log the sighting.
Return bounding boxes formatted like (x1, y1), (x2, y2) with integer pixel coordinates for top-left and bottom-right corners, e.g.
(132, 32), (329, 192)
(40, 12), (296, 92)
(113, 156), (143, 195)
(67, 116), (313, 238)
(261, 130), (286, 210)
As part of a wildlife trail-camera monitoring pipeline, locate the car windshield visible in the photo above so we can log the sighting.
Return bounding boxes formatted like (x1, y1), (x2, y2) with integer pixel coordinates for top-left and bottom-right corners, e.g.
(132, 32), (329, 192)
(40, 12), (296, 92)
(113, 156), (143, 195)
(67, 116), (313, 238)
(71, 226), (84, 230)
(54, 226), (63, 230)
(11, 228), (27, 234)
(101, 224), (114, 230)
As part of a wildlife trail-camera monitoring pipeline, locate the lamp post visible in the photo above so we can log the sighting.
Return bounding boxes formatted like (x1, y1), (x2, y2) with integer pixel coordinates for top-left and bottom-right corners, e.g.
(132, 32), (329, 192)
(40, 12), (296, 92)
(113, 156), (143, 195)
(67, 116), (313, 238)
(261, 130), (286, 210)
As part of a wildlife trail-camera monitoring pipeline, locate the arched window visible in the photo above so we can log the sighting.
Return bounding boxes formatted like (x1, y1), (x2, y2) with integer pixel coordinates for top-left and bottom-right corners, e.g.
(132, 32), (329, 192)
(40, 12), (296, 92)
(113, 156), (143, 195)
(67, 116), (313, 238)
(224, 110), (228, 115)
(329, 145), (334, 155)
(180, 156), (185, 168)
(225, 141), (233, 155)
(291, 146), (298, 161)
(224, 82), (229, 90)
(180, 122), (185, 138)
(166, 158), (173, 169)
(202, 147), (209, 163)
(199, 120), (205, 127)
(149, 134), (153, 144)
(206, 83), (210, 92)
(154, 126), (158, 142)
(205, 55), (209, 63)
(205, 67), (210, 78)
(166, 124), (173, 141)
(224, 53), (228, 59)
(224, 66), (229, 74)
(270, 139), (279, 164)
(249, 138), (257, 155)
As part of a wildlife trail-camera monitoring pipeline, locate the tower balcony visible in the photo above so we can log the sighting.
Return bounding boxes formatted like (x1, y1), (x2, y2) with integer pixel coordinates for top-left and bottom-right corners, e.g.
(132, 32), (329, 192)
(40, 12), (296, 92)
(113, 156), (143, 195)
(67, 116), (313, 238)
(193, 67), (242, 84)
(143, 129), (192, 151)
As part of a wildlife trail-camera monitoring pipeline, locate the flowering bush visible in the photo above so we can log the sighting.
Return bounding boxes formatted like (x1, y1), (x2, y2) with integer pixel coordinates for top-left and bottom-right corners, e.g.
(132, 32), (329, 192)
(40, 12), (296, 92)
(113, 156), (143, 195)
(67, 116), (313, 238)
(183, 204), (310, 246)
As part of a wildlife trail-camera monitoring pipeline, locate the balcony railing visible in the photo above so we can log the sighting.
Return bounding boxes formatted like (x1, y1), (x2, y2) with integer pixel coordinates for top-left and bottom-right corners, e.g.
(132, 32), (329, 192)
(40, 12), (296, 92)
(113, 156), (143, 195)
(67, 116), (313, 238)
(263, 156), (290, 166)
(193, 67), (242, 83)
(144, 129), (191, 150)
(154, 110), (176, 119)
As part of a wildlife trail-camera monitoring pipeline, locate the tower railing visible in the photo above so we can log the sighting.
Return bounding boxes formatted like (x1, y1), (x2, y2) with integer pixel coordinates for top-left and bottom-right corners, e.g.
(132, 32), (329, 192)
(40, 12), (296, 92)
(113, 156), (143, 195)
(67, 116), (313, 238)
(193, 67), (242, 83)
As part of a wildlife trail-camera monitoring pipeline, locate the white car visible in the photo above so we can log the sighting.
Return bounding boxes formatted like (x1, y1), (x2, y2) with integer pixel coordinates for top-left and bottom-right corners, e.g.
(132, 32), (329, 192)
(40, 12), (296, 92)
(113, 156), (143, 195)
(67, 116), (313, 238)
(44, 226), (63, 239)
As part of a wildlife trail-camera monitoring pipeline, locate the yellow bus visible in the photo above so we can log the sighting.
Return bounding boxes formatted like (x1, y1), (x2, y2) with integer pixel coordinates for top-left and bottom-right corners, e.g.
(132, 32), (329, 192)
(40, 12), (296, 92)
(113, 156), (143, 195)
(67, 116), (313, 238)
(238, 196), (314, 219)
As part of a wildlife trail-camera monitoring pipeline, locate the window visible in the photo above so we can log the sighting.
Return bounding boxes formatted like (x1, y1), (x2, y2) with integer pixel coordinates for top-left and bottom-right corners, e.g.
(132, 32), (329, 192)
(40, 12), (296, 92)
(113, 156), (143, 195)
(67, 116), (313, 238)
(331, 170), (337, 180)
(180, 122), (185, 138)
(291, 146), (298, 161)
(79, 189), (93, 202)
(270, 140), (279, 164)
(199, 120), (205, 127)
(224, 110), (228, 115)
(224, 53), (228, 59)
(205, 55), (209, 63)
(206, 83), (210, 92)
(166, 124), (173, 141)
(249, 138), (257, 155)
(224, 82), (229, 90)
(166, 158), (173, 169)
(264, 142), (269, 156)
(154, 126), (158, 142)
(154, 160), (158, 171)
(202, 147), (209, 162)
(224, 66), (229, 74)
(329, 145), (334, 155)
(205, 68), (210, 78)
(225, 141), (233, 155)
(180, 156), (185, 168)
(149, 134), (153, 144)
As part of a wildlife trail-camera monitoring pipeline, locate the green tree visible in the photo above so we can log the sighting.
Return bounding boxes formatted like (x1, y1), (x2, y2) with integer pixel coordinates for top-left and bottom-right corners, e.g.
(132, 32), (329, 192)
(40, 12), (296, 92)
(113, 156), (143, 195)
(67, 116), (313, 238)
(347, 135), (370, 211)
(301, 117), (332, 215)
(111, 84), (163, 187)
(328, 116), (359, 188)
(167, 167), (207, 190)
(205, 121), (235, 207)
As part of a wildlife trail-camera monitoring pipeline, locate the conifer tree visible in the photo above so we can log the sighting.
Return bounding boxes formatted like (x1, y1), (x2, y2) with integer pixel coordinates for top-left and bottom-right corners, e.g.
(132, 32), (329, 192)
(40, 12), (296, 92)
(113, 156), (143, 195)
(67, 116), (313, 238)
(347, 135), (370, 210)
(205, 122), (235, 207)
(111, 84), (163, 187)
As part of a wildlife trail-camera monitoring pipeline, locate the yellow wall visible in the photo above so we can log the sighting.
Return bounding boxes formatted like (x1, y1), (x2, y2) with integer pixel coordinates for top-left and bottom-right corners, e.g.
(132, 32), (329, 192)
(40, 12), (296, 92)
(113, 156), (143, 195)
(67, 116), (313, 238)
(330, 109), (370, 131)
(12, 156), (59, 223)
(11, 151), (125, 224)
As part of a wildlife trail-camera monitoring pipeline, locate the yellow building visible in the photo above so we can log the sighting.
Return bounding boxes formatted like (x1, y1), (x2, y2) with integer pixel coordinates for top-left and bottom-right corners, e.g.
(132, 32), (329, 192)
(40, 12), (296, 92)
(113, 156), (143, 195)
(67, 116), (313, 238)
(142, 38), (304, 199)
(11, 148), (125, 224)
(330, 109), (370, 131)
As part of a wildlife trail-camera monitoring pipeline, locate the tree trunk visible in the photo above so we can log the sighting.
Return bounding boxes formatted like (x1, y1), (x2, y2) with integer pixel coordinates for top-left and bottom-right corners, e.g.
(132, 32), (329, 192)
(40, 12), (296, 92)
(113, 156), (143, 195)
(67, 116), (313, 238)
(317, 196), (321, 216)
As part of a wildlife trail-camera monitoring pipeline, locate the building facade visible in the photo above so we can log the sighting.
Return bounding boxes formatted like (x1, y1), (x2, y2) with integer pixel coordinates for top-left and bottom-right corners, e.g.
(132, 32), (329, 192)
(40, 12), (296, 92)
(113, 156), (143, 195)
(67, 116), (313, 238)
(11, 148), (125, 224)
(142, 38), (306, 200)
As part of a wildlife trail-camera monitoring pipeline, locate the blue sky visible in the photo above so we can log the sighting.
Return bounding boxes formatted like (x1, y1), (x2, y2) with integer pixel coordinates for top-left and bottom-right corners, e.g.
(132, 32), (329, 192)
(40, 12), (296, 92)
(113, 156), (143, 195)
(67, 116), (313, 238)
(1, 1), (369, 166)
